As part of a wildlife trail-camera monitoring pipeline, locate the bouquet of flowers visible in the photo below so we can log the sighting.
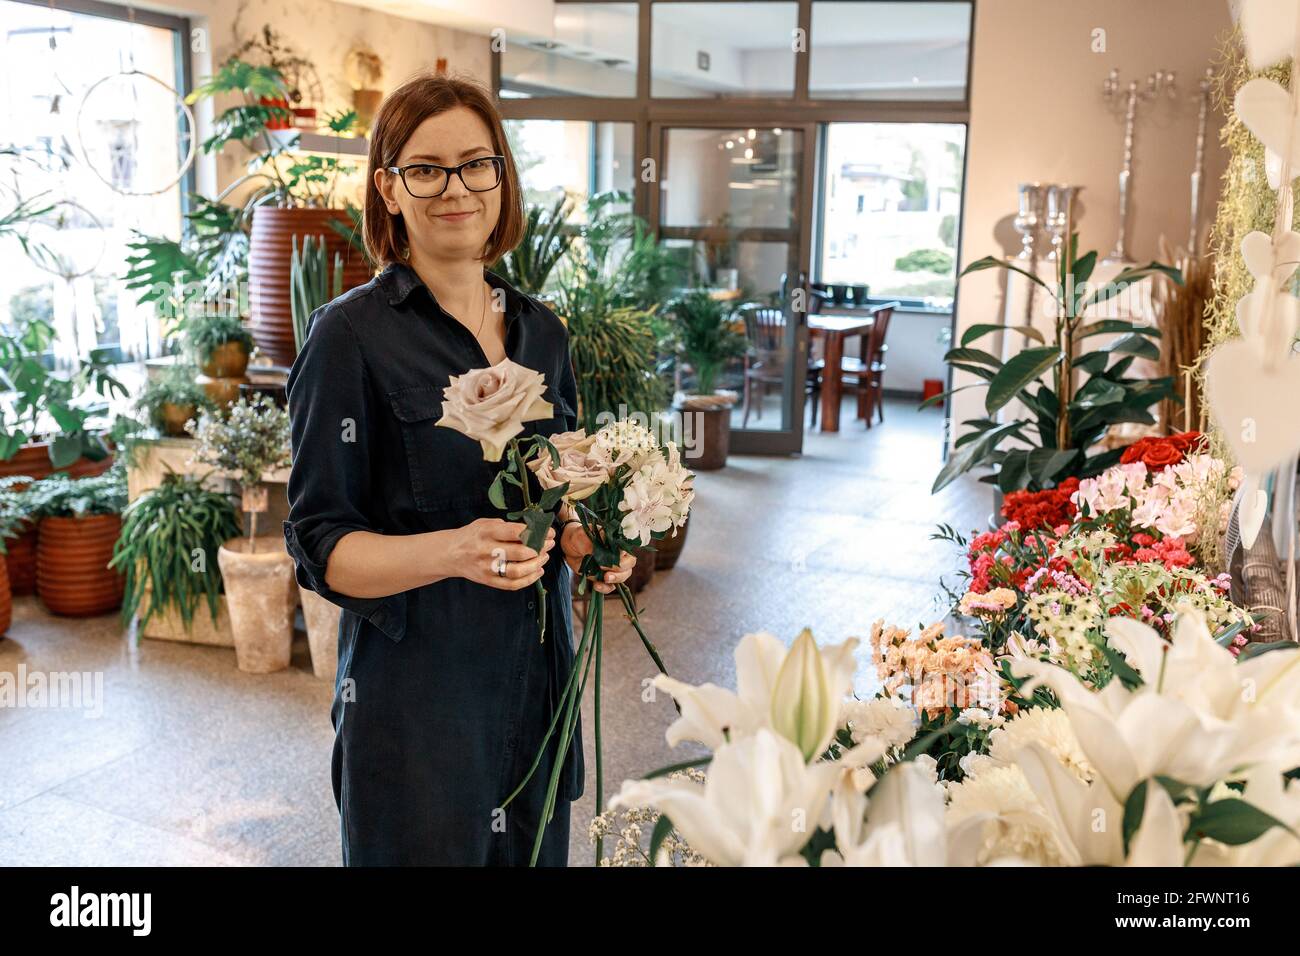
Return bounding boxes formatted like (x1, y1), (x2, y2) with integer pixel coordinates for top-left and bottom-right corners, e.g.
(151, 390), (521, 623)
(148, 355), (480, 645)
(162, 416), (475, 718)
(603, 614), (1300, 867)
(499, 417), (695, 865)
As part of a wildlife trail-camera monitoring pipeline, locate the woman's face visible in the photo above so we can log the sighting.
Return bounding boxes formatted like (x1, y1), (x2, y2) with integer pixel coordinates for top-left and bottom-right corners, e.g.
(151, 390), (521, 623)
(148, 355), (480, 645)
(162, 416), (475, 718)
(375, 105), (503, 263)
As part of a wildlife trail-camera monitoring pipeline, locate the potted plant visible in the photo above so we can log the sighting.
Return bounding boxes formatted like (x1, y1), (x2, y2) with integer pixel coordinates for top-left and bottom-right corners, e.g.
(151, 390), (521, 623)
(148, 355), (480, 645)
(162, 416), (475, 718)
(663, 290), (747, 471)
(184, 314), (256, 406)
(489, 196), (575, 297)
(27, 468), (128, 617)
(929, 234), (1180, 494)
(0, 315), (122, 480)
(137, 367), (212, 437)
(110, 470), (241, 635)
(188, 395), (295, 673)
(186, 59), (372, 365)
(0, 475), (39, 598)
(290, 234), (344, 354)
(0, 476), (35, 635)
(344, 46), (385, 135)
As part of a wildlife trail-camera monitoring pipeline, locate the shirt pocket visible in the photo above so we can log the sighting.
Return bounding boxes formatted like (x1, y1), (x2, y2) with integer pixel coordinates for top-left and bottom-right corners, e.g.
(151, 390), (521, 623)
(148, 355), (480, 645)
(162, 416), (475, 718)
(526, 386), (577, 440)
(387, 383), (495, 513)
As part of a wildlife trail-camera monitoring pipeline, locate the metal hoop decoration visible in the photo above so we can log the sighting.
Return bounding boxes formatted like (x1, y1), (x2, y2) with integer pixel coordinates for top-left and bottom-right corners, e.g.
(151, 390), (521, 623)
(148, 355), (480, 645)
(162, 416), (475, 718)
(24, 198), (105, 279)
(75, 69), (197, 197)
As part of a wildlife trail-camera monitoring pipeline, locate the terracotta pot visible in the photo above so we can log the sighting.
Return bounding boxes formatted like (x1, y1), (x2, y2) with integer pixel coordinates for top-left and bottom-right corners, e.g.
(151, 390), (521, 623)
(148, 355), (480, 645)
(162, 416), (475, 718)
(36, 514), (124, 617)
(299, 586), (341, 683)
(3, 522), (38, 595)
(201, 340), (251, 379)
(0, 552), (11, 637)
(198, 374), (248, 408)
(160, 402), (197, 437)
(654, 514), (691, 570)
(0, 442), (114, 483)
(675, 392), (737, 471)
(217, 536), (298, 674)
(248, 207), (373, 365)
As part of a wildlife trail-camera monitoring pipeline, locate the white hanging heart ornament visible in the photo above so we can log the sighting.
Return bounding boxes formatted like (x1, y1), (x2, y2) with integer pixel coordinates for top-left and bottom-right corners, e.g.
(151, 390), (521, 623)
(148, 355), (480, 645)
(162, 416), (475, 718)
(1205, 339), (1300, 473)
(1241, 229), (1300, 281)
(1236, 78), (1300, 167)
(1235, 279), (1300, 346)
(1237, 472), (1271, 549)
(1240, 0), (1300, 70)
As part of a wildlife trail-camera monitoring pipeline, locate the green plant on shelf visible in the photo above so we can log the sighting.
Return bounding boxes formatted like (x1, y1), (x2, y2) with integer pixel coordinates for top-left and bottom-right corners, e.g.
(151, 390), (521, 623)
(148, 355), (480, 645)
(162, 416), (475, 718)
(662, 290), (747, 397)
(109, 470), (242, 631)
(290, 234), (344, 353)
(184, 314), (255, 366)
(0, 475), (38, 550)
(928, 233), (1181, 494)
(136, 368), (213, 432)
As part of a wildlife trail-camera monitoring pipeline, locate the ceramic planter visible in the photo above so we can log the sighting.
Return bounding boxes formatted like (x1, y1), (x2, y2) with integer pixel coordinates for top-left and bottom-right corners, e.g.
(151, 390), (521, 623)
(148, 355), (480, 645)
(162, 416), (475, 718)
(160, 402), (197, 437)
(198, 374), (247, 408)
(217, 536), (298, 674)
(36, 514), (124, 617)
(0, 442), (114, 483)
(248, 207), (373, 365)
(201, 340), (251, 379)
(654, 514), (691, 570)
(0, 553), (11, 636)
(3, 522), (37, 596)
(675, 391), (738, 471)
(299, 586), (341, 683)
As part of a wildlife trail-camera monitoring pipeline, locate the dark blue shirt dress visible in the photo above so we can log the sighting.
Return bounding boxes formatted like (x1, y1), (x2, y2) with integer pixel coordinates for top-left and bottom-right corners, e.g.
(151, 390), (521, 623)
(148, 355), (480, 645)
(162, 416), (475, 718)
(283, 262), (584, 866)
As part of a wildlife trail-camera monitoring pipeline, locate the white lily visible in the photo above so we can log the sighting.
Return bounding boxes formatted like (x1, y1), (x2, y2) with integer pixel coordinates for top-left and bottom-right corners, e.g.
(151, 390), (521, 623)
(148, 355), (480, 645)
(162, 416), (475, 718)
(654, 629), (859, 759)
(608, 729), (840, 866)
(1194, 765), (1300, 866)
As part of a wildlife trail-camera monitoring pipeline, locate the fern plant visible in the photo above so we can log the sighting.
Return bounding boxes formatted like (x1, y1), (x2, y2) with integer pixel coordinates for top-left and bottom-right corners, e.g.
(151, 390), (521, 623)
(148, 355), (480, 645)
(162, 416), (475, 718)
(291, 234), (344, 353)
(109, 471), (241, 630)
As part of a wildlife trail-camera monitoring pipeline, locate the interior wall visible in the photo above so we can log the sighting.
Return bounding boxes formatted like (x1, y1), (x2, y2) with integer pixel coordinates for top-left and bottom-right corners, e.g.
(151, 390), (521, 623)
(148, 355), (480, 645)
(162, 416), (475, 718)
(951, 0), (1234, 448)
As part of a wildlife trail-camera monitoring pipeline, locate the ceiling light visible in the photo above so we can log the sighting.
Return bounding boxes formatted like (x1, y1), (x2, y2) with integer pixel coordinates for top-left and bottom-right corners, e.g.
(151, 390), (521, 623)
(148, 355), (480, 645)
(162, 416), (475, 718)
(725, 140), (734, 149)
(744, 147), (753, 159)
(747, 128), (756, 139)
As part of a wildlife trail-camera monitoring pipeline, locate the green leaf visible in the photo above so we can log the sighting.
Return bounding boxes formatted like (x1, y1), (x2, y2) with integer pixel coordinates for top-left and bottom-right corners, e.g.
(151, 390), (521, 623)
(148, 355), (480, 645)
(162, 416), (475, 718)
(1071, 380), (1126, 409)
(519, 507), (553, 554)
(49, 434), (83, 469)
(1078, 261), (1181, 310)
(944, 347), (1003, 368)
(488, 472), (507, 510)
(932, 420), (1024, 493)
(960, 256), (1055, 295)
(648, 814), (676, 863)
(1027, 448), (1077, 484)
(1074, 319), (1161, 340)
(1103, 333), (1160, 361)
(1187, 798), (1290, 846)
(538, 483), (567, 511)
(985, 346), (1062, 415)
(1122, 779), (1148, 857)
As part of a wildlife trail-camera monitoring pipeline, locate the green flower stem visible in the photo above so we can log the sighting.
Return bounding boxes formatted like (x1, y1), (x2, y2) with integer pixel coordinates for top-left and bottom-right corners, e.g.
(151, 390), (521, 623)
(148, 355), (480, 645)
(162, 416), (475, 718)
(593, 593), (604, 865)
(509, 437), (548, 643)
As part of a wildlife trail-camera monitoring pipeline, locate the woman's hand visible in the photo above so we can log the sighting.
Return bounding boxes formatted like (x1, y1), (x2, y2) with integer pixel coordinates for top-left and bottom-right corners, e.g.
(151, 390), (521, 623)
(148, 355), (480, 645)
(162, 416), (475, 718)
(454, 517), (555, 590)
(560, 520), (635, 594)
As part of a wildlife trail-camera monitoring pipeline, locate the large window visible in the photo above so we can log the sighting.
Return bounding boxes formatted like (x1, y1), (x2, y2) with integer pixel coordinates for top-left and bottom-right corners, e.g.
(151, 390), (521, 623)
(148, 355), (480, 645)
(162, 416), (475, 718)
(650, 1), (798, 99)
(499, 2), (638, 98)
(505, 119), (635, 218)
(818, 122), (965, 309)
(0, 0), (189, 364)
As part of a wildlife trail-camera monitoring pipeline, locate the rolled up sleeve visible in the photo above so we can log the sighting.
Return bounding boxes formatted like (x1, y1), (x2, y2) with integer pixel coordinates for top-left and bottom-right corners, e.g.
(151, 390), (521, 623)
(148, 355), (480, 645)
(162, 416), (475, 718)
(283, 303), (406, 642)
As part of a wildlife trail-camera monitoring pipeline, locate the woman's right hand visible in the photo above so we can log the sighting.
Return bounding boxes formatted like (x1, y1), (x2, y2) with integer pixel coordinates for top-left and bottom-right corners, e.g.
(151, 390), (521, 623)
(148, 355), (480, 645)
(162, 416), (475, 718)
(453, 517), (555, 590)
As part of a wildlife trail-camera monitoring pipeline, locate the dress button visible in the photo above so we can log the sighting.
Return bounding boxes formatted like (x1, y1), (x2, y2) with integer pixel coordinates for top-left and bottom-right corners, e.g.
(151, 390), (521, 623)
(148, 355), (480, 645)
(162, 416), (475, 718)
(527, 601), (536, 610)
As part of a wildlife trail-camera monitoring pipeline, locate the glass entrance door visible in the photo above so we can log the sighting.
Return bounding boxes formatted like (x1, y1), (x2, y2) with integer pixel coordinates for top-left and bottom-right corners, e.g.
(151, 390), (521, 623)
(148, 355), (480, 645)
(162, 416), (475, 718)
(652, 122), (814, 455)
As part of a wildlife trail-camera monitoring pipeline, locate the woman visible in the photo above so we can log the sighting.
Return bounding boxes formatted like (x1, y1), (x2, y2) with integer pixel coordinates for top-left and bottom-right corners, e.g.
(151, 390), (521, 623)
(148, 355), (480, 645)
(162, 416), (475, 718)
(283, 73), (634, 866)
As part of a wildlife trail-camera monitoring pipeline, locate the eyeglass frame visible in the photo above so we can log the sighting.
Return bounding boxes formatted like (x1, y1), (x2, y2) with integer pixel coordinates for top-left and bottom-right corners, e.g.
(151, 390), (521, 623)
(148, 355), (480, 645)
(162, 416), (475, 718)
(384, 155), (507, 199)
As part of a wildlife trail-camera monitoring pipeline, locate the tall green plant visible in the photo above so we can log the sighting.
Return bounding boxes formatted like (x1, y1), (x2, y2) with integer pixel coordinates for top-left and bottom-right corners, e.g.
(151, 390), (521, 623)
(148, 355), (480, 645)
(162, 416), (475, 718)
(291, 234), (343, 353)
(662, 291), (747, 396)
(110, 471), (242, 630)
(489, 196), (575, 295)
(930, 235), (1182, 493)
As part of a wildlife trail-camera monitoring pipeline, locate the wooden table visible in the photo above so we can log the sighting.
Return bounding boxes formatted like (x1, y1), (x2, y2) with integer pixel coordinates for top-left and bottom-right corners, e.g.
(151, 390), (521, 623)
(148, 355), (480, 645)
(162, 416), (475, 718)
(809, 312), (876, 432)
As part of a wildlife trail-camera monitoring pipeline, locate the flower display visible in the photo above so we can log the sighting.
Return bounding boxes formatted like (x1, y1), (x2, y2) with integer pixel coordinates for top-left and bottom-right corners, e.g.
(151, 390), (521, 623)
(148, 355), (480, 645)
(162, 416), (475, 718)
(1117, 429), (1202, 469)
(1000, 476), (1079, 530)
(869, 620), (1003, 719)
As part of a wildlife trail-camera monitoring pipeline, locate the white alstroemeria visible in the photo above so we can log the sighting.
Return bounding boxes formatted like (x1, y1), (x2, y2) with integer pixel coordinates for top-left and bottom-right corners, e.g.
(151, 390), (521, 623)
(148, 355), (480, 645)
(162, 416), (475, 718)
(654, 630), (859, 759)
(608, 729), (840, 866)
(1011, 612), (1300, 800)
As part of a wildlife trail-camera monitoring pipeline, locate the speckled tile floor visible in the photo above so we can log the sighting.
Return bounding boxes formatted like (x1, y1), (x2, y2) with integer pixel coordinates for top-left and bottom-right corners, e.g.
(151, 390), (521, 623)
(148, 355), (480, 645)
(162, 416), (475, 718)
(0, 397), (986, 866)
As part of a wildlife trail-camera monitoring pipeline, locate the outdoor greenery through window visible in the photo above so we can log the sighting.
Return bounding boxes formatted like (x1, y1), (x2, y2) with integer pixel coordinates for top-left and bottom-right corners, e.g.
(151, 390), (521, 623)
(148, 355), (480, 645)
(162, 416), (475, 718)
(0, 0), (188, 366)
(818, 121), (965, 309)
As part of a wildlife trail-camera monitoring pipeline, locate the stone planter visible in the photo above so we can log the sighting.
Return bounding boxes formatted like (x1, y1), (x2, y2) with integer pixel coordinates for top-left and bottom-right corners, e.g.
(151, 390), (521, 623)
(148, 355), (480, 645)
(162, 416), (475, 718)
(654, 514), (691, 570)
(248, 207), (373, 365)
(3, 522), (38, 596)
(675, 391), (737, 471)
(36, 514), (125, 616)
(217, 536), (298, 674)
(0, 552), (11, 636)
(299, 586), (341, 683)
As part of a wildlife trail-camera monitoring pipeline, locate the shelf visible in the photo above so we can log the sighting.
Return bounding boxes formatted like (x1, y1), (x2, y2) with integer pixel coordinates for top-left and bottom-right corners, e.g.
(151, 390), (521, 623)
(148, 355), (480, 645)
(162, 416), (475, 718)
(266, 128), (369, 157)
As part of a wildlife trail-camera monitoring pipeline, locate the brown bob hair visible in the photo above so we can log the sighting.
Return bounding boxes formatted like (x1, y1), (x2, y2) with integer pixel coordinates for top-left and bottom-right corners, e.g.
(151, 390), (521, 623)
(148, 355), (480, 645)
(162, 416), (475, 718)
(363, 73), (524, 268)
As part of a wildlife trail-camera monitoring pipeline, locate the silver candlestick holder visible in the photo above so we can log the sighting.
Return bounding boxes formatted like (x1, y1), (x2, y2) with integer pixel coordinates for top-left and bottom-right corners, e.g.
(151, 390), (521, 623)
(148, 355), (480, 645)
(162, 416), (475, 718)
(1102, 67), (1177, 263)
(1014, 182), (1047, 260)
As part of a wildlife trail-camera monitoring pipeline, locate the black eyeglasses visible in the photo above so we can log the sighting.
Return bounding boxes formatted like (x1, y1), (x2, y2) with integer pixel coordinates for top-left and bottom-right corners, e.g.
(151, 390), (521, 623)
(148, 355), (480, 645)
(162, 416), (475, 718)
(385, 156), (506, 199)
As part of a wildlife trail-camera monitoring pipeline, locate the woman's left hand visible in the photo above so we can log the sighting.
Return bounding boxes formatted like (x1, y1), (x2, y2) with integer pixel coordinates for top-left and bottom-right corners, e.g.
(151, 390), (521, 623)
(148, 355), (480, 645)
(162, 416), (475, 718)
(559, 521), (635, 594)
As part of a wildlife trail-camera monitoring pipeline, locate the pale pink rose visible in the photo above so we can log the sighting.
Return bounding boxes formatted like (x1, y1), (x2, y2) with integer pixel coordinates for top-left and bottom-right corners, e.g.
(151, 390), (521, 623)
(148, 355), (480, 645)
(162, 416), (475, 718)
(529, 431), (610, 502)
(435, 358), (553, 461)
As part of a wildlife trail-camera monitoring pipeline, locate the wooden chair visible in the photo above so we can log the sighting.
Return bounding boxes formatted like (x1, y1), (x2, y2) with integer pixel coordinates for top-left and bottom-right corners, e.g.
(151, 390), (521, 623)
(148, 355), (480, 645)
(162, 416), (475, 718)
(818, 302), (898, 428)
(739, 302), (822, 428)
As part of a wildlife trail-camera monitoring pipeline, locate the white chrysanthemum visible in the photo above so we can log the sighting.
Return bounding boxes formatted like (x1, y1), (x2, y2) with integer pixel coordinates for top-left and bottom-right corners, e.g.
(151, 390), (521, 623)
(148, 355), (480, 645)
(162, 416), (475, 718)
(946, 765), (1067, 866)
(986, 708), (1093, 783)
(842, 696), (918, 750)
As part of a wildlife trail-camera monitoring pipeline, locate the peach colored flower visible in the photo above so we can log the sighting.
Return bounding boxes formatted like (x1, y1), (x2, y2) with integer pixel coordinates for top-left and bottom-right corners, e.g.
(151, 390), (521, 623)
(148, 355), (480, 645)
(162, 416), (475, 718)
(436, 358), (553, 461)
